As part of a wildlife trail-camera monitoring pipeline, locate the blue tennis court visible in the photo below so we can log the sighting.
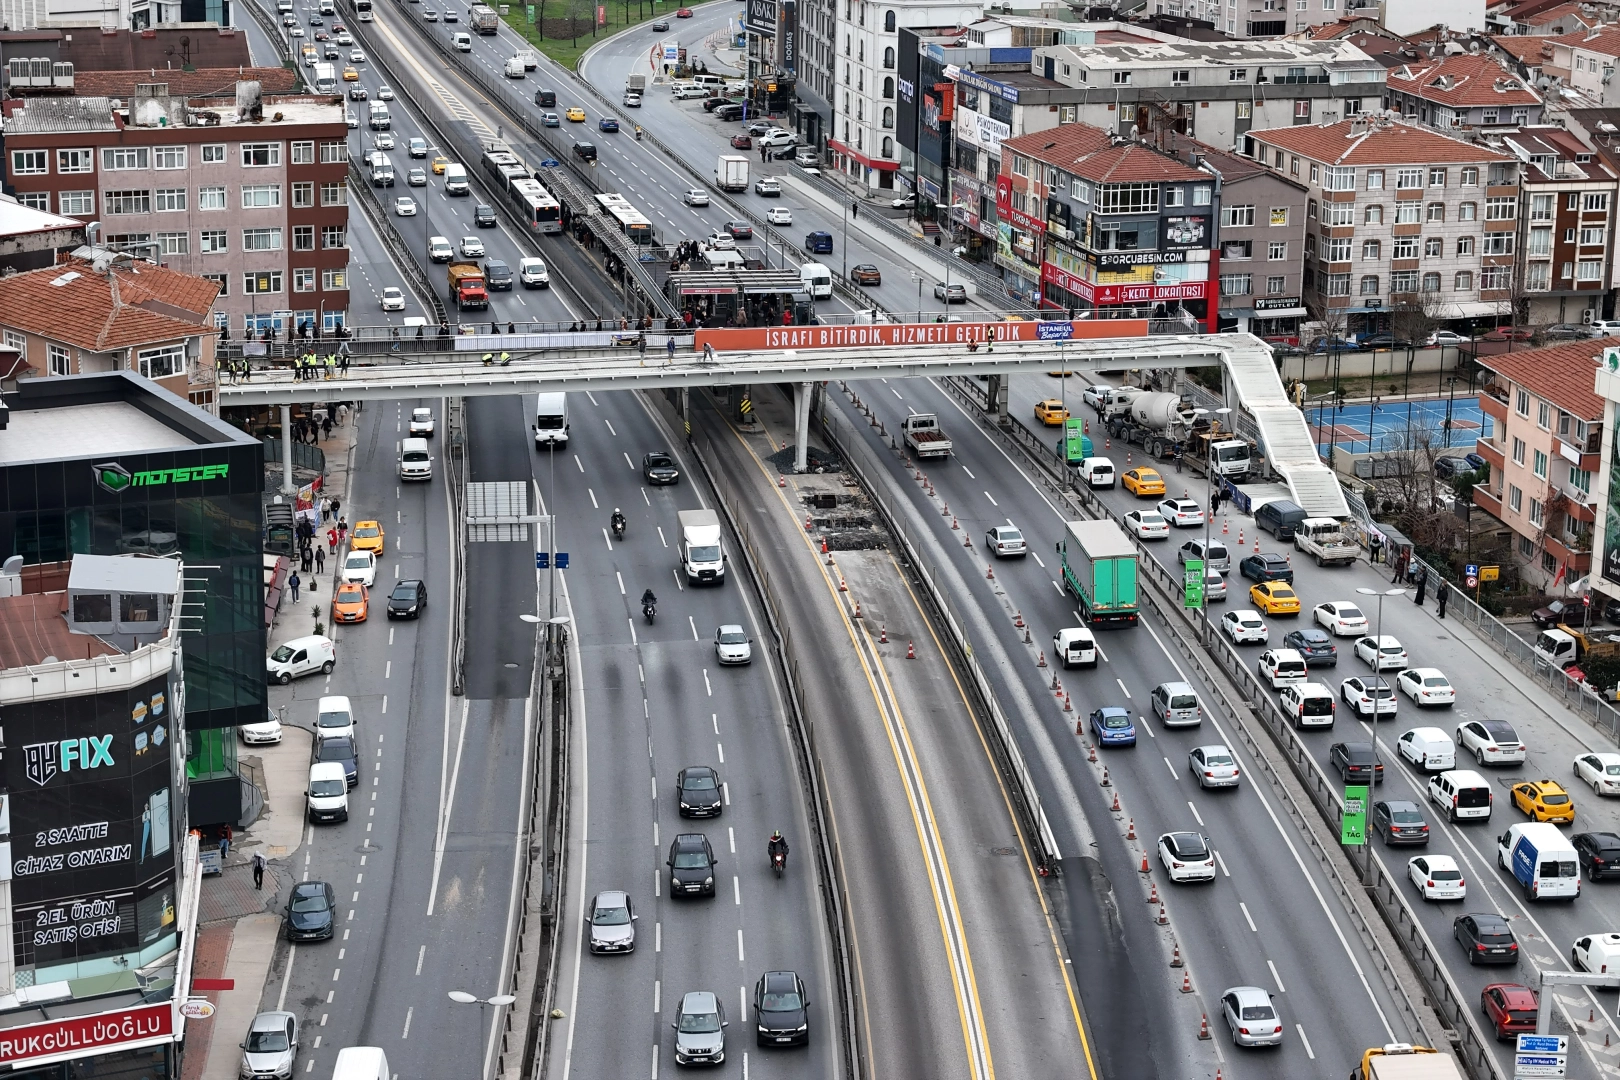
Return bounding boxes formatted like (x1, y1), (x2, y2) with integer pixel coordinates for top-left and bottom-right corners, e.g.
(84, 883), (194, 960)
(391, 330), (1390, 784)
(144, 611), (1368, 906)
(1308, 396), (1488, 456)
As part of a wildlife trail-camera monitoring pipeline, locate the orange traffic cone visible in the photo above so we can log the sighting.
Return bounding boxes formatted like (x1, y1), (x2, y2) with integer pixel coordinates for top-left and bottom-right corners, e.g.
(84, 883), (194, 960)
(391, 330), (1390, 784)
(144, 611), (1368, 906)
(1237, 527), (1244, 545)
(964, 533), (973, 548)
(1100, 767), (1111, 787)
(1156, 904), (1168, 925)
(778, 474), (786, 488)
(1127, 817), (1137, 840)
(1063, 693), (1073, 712)
(1037, 651), (1048, 668)
(880, 625), (888, 643)
(1087, 742), (1096, 762)
(1222, 517), (1229, 535)
(1198, 1014), (1211, 1040)
(1140, 852), (1150, 874)
(987, 564), (995, 580)
(1254, 537), (1261, 553)
(1111, 791), (1122, 812)
(942, 502), (950, 517)
(821, 537), (829, 554)
(805, 516), (814, 532)
(1180, 971), (1192, 993)
(1170, 944), (1184, 967)
(906, 641), (916, 659)
(951, 516), (960, 530)
(838, 576), (848, 592)
(1147, 881), (1159, 903)
(1015, 611), (1026, 628)
(852, 601), (862, 618)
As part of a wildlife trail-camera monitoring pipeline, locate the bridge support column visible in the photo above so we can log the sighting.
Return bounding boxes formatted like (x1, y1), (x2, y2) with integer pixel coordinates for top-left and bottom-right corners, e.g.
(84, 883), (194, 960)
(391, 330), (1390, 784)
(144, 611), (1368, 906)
(279, 404), (296, 495)
(680, 387), (690, 441)
(794, 381), (812, 473)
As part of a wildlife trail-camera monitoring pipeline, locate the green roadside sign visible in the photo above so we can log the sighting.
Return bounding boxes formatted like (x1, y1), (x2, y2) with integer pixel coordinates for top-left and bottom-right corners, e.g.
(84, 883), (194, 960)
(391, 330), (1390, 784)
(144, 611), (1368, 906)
(1183, 558), (1204, 609)
(1341, 785), (1369, 845)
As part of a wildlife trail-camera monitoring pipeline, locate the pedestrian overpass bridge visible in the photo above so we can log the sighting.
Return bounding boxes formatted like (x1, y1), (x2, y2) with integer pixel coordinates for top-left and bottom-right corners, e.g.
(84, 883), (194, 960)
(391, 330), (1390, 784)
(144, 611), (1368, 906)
(224, 325), (1348, 519)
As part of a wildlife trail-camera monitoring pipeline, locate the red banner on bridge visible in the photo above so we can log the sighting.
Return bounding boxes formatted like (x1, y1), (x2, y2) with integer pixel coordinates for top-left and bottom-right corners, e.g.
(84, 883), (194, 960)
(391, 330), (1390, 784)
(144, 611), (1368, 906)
(692, 319), (1147, 352)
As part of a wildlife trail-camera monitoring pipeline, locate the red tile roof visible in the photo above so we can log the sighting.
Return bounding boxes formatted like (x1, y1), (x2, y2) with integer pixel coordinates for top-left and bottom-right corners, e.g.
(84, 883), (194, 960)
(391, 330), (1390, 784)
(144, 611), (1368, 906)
(1249, 117), (1512, 165)
(1492, 34), (1556, 64)
(1000, 123), (1204, 182)
(71, 67), (300, 99)
(1477, 338), (1608, 418)
(0, 253), (218, 352)
(1548, 24), (1620, 57)
(1387, 52), (1542, 106)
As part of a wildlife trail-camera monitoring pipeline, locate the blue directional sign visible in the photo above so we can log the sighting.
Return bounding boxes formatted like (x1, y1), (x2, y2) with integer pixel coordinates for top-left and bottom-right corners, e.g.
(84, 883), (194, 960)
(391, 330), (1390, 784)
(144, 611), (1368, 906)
(539, 159), (560, 168)
(556, 552), (569, 568)
(1517, 1036), (1566, 1054)
(536, 552), (547, 569)
(1466, 563), (1480, 577)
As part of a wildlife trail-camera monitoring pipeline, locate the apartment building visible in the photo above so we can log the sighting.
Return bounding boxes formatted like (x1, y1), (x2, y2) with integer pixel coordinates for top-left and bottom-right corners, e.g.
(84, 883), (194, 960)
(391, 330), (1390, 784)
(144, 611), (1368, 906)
(1473, 341), (1603, 589)
(1545, 25), (1620, 106)
(1383, 51), (1544, 131)
(1, 84), (349, 334)
(996, 123), (1218, 327)
(1031, 37), (1388, 153)
(1246, 116), (1518, 335)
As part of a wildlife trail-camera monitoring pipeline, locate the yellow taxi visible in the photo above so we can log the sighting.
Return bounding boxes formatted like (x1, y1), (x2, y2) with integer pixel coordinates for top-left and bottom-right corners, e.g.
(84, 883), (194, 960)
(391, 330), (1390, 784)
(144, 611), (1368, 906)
(1511, 779), (1576, 823)
(342, 66), (359, 81)
(349, 519), (385, 555)
(1033, 399), (1070, 426)
(431, 155), (452, 174)
(565, 106), (587, 122)
(331, 581), (369, 623)
(1249, 581), (1302, 615)
(1121, 467), (1166, 497)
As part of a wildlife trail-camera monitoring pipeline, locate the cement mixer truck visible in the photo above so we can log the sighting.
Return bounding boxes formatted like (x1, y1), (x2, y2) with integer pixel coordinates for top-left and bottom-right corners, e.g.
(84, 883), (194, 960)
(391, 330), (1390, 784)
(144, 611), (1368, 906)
(1105, 391), (1254, 477)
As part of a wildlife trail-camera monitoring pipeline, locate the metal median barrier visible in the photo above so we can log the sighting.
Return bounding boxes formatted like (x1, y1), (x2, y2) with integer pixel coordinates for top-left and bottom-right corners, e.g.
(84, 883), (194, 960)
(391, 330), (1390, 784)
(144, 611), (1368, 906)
(345, 160), (450, 326)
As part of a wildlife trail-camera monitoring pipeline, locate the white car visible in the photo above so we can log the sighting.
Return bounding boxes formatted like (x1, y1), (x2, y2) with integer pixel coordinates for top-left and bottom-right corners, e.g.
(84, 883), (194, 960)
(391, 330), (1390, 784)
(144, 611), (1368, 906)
(682, 188), (710, 206)
(1424, 330), (1469, 346)
(378, 84), (394, 100)
(409, 407), (435, 436)
(1157, 831), (1216, 882)
(986, 525), (1026, 558)
(290, 24), (305, 35)
(1407, 854), (1466, 900)
(394, 196), (416, 216)
(341, 550), (377, 587)
(336, 31), (353, 44)
(1313, 601), (1369, 637)
(1456, 719), (1526, 765)
(380, 286), (405, 311)
(1396, 667), (1455, 706)
(765, 206), (793, 225)
(704, 232), (736, 251)
(1156, 498), (1204, 528)
(759, 130), (796, 148)
(1397, 727), (1455, 770)
(754, 177), (781, 196)
(238, 708), (283, 745)
(714, 624), (752, 664)
(1082, 382), (1113, 410)
(1188, 745), (1240, 789)
(1257, 648), (1308, 689)
(349, 48), (366, 62)
(1575, 752), (1620, 795)
(1354, 635), (1407, 670)
(1340, 675), (1397, 717)
(460, 236), (486, 257)
(1123, 509), (1170, 540)
(1220, 609), (1269, 645)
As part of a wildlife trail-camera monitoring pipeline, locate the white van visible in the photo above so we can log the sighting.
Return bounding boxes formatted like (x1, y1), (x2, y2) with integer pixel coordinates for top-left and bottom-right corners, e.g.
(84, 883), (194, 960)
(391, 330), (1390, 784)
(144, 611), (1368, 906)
(504, 56), (526, 78)
(368, 101), (391, 130)
(800, 262), (833, 299)
(266, 635), (335, 684)
(1498, 821), (1580, 900)
(452, 31), (473, 50)
(1278, 682), (1335, 728)
(1079, 457), (1115, 489)
(533, 392), (569, 446)
(1052, 626), (1097, 668)
(315, 695), (356, 740)
(443, 163), (469, 195)
(1397, 727), (1455, 771)
(399, 437), (432, 480)
(1573, 933), (1620, 974)
(1257, 648), (1308, 688)
(332, 1047), (389, 1080)
(692, 73), (726, 89)
(307, 762), (349, 823)
(1429, 768), (1493, 821)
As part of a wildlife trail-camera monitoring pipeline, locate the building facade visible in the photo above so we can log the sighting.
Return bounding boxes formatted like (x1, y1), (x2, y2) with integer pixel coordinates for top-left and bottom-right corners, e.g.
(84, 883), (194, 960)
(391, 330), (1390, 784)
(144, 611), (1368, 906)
(1382, 51), (1544, 131)
(1, 86), (349, 335)
(1498, 126), (1619, 325)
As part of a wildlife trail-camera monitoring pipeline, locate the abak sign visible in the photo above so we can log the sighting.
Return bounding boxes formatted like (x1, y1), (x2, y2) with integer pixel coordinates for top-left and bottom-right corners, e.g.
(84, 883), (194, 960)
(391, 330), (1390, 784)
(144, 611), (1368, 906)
(0, 1003), (172, 1065)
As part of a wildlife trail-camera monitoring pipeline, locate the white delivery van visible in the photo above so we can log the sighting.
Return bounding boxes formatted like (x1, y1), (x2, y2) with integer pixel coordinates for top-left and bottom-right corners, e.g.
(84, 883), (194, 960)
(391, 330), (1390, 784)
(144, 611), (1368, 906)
(452, 31), (473, 50)
(1052, 626), (1097, 668)
(399, 437), (432, 480)
(1499, 821), (1580, 900)
(443, 163), (469, 194)
(677, 508), (726, 585)
(800, 262), (832, 299)
(368, 101), (391, 130)
(1430, 769), (1493, 821)
(504, 56), (526, 78)
(533, 392), (568, 446)
(315, 695), (356, 740)
(307, 762), (349, 823)
(266, 635), (335, 684)
(1079, 456), (1115, 489)
(331, 1047), (389, 1080)
(1278, 682), (1335, 729)
(1397, 727), (1456, 771)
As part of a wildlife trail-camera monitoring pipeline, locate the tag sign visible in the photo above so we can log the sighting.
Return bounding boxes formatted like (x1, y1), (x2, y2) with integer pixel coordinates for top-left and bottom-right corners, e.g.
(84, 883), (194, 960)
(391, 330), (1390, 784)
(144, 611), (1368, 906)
(1341, 785), (1369, 845)
(179, 1000), (216, 1019)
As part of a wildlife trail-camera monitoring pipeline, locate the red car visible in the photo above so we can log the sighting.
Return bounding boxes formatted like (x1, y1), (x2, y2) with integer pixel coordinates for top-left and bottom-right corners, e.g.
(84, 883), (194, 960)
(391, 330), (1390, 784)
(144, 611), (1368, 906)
(1482, 326), (1534, 341)
(1480, 983), (1537, 1041)
(730, 134), (753, 149)
(675, 6), (693, 14)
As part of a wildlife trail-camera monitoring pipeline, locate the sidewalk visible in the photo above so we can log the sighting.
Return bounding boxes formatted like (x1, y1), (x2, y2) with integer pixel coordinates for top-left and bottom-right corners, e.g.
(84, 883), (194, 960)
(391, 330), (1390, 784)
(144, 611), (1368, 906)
(181, 408), (363, 1080)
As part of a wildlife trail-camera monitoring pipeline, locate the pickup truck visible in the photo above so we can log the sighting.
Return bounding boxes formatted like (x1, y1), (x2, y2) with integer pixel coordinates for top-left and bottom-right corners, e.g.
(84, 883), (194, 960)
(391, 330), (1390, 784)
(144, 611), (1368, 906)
(902, 414), (952, 459)
(1292, 518), (1359, 567)
(447, 262), (488, 309)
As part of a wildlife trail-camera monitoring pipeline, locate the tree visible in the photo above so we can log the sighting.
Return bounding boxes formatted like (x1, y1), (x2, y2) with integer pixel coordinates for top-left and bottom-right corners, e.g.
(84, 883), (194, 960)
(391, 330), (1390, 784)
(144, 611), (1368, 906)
(1366, 419), (1463, 552)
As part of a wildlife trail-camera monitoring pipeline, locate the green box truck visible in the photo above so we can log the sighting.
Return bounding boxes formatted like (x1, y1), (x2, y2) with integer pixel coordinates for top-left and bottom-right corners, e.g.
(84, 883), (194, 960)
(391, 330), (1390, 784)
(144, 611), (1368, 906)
(1058, 519), (1139, 626)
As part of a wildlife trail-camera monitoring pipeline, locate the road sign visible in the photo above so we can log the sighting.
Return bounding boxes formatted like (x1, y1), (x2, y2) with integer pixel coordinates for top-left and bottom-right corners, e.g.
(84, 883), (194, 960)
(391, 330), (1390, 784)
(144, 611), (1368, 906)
(1466, 563), (1479, 576)
(1466, 575), (1478, 589)
(1481, 565), (1500, 582)
(1513, 1058), (1567, 1079)
(1517, 1036), (1568, 1054)
(1183, 558), (1204, 610)
(536, 552), (570, 569)
(1341, 785), (1369, 845)
(556, 552), (569, 569)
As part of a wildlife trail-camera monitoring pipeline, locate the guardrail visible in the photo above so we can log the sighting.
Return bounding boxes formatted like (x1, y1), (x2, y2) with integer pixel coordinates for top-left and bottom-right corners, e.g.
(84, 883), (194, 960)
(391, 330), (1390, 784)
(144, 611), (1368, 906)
(241, 0), (297, 68)
(345, 160), (450, 326)
(260, 435), (326, 473)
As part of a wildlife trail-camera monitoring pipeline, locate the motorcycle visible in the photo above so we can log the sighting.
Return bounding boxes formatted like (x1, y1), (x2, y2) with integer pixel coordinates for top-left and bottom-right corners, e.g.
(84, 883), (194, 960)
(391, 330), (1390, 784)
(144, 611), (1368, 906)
(611, 516), (626, 540)
(643, 601), (656, 624)
(635, 128), (643, 141)
(771, 849), (786, 877)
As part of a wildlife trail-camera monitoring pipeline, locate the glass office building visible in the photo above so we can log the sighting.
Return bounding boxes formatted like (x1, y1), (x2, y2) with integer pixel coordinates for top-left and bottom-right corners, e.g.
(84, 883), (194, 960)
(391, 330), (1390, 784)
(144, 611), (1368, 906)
(0, 373), (264, 826)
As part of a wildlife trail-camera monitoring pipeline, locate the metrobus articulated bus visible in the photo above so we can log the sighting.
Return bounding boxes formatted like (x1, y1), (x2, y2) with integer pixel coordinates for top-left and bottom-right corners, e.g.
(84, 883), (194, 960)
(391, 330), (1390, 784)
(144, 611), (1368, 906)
(510, 177), (562, 235)
(594, 192), (654, 246)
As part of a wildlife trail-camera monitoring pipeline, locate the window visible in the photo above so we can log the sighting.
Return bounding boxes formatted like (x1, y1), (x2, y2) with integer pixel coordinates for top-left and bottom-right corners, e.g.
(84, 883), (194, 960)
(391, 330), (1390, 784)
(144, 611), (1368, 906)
(291, 140), (315, 165)
(241, 142), (280, 167)
(58, 190), (93, 216)
(1429, 167), (1446, 187)
(1113, 71), (1131, 84)
(1307, 199), (1317, 220)
(1395, 201), (1421, 224)
(1572, 465), (1593, 494)
(322, 269), (347, 291)
(1295, 100), (1311, 121)
(1310, 163), (1320, 182)
(155, 188), (186, 212)
(1269, 241), (1287, 260)
(200, 144), (226, 164)
(1518, 535), (1534, 558)
(1526, 263), (1549, 290)
(1326, 273), (1351, 296)
(1390, 270), (1418, 293)
(1166, 187), (1186, 208)
(884, 8), (894, 30)
(1223, 239), (1253, 259)
(1392, 237), (1419, 260)
(202, 272), (228, 297)
(1220, 273), (1252, 296)
(1267, 207), (1288, 227)
(56, 148), (93, 174)
(1457, 166), (1476, 186)
(1531, 193), (1554, 220)
(1582, 227), (1605, 246)
(1482, 265), (1511, 290)
(1267, 275), (1286, 294)
(1327, 237), (1352, 261)
(1364, 204), (1383, 225)
(1222, 204), (1256, 227)
(882, 46), (895, 69)
(241, 185), (281, 209)
(1012, 155), (1030, 178)
(1486, 196), (1517, 220)
(1419, 236), (1442, 258)
(243, 228), (283, 251)
(1482, 233), (1514, 255)
(152, 146), (186, 170)
(1457, 235), (1474, 256)
(243, 270), (283, 294)
(1567, 192), (1580, 211)
(1362, 239), (1381, 259)
(47, 343), (71, 377)
(1098, 183), (1158, 214)
(1171, 69), (1191, 84)
(1229, 68), (1247, 81)
(322, 225), (348, 249)
(881, 106), (894, 128)
(1580, 260), (1605, 280)
(1290, 156), (1300, 176)
(294, 267), (316, 293)
(1426, 202), (1445, 222)
(1071, 178), (1093, 201)
(1586, 192), (1609, 212)
(1516, 389), (1531, 416)
(15, 192), (47, 211)
(1533, 449), (1549, 478)
(1360, 274), (1380, 295)
(320, 181), (348, 207)
(200, 230), (228, 254)
(1455, 270), (1473, 291)
(1324, 202), (1354, 226)
(1528, 228), (1552, 256)
(293, 225), (315, 252)
(1489, 163), (1513, 185)
(106, 190), (151, 215)
(1458, 201), (1477, 221)
(199, 185), (227, 211)
(157, 231), (188, 256)
(10, 150), (47, 175)
(1561, 261), (1575, 279)
(1324, 166), (1354, 191)
(1366, 169), (1384, 190)
(101, 147), (149, 171)
(1396, 167), (1423, 189)
(1422, 271), (1441, 292)
(292, 182), (314, 208)
(136, 343), (185, 380)
(320, 141), (348, 164)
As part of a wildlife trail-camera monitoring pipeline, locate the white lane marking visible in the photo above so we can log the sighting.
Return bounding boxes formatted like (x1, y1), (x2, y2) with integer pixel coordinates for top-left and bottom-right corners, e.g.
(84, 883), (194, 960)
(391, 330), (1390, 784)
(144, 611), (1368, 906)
(623, 452), (635, 469)
(704, 670), (712, 696)
(733, 876), (741, 905)
(1187, 800), (1204, 827)
(723, 782), (731, 807)
(653, 980), (660, 1014)
(1215, 850), (1231, 877)
(1031, 551), (1045, 568)
(1116, 679), (1131, 698)
(1240, 902), (1258, 933)
(605, 419), (618, 436)
(657, 526), (668, 548)
(689, 615), (699, 641)
(737, 929), (745, 963)
(962, 465), (976, 479)
(588, 488), (599, 509)
(415, 946), (425, 975)
(276, 944), (297, 1012)
(717, 742), (725, 764)
(586, 392), (599, 406)
(642, 488), (651, 506)
(602, 528), (613, 550)
(984, 491), (998, 507)
(890, 387), (903, 400)
(617, 572), (625, 595)
(574, 454), (584, 473)
(656, 922), (662, 952)
(402, 1007), (413, 1039)
(425, 698), (469, 916)
(629, 619), (638, 646)
(712, 713), (720, 734)
(1269, 960), (1286, 993)
(1163, 757), (1178, 780)
(1296, 1025), (1314, 1059)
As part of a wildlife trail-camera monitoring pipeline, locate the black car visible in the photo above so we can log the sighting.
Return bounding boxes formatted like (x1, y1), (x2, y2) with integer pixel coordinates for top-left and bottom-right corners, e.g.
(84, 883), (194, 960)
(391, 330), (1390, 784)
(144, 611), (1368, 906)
(1239, 552), (1294, 583)
(474, 203), (497, 227)
(1454, 912), (1519, 965)
(726, 220), (753, 240)
(1573, 831), (1620, 880)
(755, 970), (810, 1046)
(1359, 332), (1412, 349)
(484, 260), (513, 290)
(677, 765), (723, 818)
(1282, 627), (1337, 667)
(1433, 456), (1477, 479)
(651, 17), (668, 28)
(643, 451), (680, 485)
(387, 579), (427, 619)
(714, 104), (746, 121)
(703, 96), (727, 112)
(1604, 598), (1620, 626)
(285, 881), (336, 941)
(805, 231), (833, 255)
(1371, 799), (1429, 845)
(312, 733), (359, 788)
(1531, 600), (1568, 630)
(667, 833), (717, 897)
(573, 142), (597, 162)
(1329, 741), (1384, 784)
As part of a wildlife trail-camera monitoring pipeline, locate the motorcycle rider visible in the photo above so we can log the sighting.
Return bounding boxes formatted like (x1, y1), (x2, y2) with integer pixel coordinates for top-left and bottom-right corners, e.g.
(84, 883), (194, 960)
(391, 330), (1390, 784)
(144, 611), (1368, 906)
(641, 587), (657, 614)
(611, 507), (626, 535)
(634, 125), (643, 140)
(768, 829), (788, 869)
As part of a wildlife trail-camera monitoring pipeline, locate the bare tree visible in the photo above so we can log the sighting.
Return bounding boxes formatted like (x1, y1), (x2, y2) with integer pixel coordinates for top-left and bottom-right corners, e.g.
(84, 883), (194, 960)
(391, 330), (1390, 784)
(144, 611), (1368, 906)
(1365, 419), (1464, 552)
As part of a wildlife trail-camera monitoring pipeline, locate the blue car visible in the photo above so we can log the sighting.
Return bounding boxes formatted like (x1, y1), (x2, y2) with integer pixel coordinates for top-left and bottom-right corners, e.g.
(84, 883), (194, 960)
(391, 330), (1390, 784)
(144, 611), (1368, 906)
(1089, 706), (1137, 747)
(804, 230), (833, 255)
(599, 117), (619, 132)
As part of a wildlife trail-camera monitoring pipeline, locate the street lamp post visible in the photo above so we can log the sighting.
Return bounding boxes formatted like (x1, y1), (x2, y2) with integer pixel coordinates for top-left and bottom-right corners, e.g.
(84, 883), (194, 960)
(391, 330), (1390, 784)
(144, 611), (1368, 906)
(447, 990), (518, 1080)
(1355, 586), (1407, 684)
(1194, 405), (1231, 611)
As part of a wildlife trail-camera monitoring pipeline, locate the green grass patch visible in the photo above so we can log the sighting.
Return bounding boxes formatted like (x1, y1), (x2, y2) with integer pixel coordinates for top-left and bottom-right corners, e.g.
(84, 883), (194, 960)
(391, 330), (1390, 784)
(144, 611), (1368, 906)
(502, 0), (689, 71)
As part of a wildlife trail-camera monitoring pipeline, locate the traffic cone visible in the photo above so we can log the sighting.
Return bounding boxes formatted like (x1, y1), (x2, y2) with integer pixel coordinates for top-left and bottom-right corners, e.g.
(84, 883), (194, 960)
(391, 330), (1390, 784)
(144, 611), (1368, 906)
(880, 625), (888, 643)
(821, 537), (829, 554)
(1015, 611), (1026, 628)
(1238, 527), (1244, 545)
(1111, 791), (1122, 812)
(1254, 537), (1261, 553)
(1180, 971), (1192, 993)
(987, 564), (995, 580)
(1147, 881), (1159, 903)
(852, 601), (862, 618)
(1140, 852), (1150, 874)
(1063, 693), (1073, 712)
(942, 502), (950, 517)
(1051, 669), (1061, 689)
(1023, 627), (1033, 644)
(951, 517), (960, 530)
(1170, 944), (1184, 968)
(1075, 717), (1084, 735)
(1100, 767), (1111, 787)
(778, 474), (786, 488)
(1127, 818), (1137, 840)
(1198, 1015), (1211, 1040)
(914, 467), (923, 481)
(906, 641), (916, 659)
(1222, 517), (1229, 535)
(838, 576), (848, 592)
(1105, 438), (1111, 450)
(1156, 904), (1168, 925)
(805, 516), (814, 531)
(1126, 452), (1132, 466)
(964, 533), (973, 548)
(1037, 651), (1048, 668)
(1087, 742), (1096, 762)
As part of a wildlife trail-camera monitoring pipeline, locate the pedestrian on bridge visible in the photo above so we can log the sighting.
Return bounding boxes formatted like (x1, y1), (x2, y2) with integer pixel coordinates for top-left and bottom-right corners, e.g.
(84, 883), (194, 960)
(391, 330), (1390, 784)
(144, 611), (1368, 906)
(667, 337), (676, 362)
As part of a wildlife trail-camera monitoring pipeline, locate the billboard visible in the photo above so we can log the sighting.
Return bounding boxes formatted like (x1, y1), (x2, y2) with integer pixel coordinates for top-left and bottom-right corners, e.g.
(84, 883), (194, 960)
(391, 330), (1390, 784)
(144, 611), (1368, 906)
(1164, 215), (1210, 248)
(4, 673), (181, 971)
(1604, 398), (1620, 586)
(692, 319), (1148, 351)
(745, 0), (776, 36)
(896, 28), (921, 152)
(779, 0), (795, 70)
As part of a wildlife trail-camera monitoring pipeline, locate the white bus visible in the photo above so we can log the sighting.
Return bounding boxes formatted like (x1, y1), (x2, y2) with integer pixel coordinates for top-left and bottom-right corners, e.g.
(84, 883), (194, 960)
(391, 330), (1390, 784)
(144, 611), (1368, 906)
(510, 177), (562, 235)
(594, 192), (654, 246)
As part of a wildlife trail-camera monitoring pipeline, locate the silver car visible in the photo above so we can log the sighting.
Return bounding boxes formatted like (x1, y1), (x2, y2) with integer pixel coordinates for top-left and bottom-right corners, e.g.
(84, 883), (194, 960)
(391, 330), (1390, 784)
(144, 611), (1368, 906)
(240, 1010), (299, 1079)
(1220, 985), (1282, 1047)
(587, 890), (636, 953)
(986, 525), (1026, 558)
(715, 624), (752, 664)
(1188, 744), (1240, 789)
(673, 991), (726, 1065)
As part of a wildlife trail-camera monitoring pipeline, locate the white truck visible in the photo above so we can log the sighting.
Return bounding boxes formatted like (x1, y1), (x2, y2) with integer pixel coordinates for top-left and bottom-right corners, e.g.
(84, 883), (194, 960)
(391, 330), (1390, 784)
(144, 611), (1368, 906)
(532, 392), (568, 447)
(1292, 517), (1359, 567)
(902, 414), (952, 459)
(715, 154), (749, 192)
(1354, 1044), (1466, 1080)
(678, 508), (726, 585)
(625, 72), (645, 106)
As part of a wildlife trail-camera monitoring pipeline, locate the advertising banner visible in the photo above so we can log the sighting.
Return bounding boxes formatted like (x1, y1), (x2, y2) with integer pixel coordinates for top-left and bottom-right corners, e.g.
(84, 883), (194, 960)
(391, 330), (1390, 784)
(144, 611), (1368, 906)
(1605, 398), (1620, 586)
(1164, 215), (1210, 248)
(1341, 785), (1369, 845)
(693, 318), (1148, 351)
(995, 176), (1044, 234)
(1043, 261), (1209, 305)
(745, 0), (776, 34)
(0, 1002), (173, 1066)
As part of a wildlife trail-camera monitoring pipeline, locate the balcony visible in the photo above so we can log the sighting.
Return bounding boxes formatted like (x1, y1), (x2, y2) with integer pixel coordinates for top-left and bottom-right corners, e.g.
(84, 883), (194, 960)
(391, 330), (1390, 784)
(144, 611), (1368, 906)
(1542, 532), (1593, 572)
(1556, 429), (1602, 473)
(1474, 485), (1504, 518)
(1479, 392), (1508, 427)
(1475, 437), (1505, 473)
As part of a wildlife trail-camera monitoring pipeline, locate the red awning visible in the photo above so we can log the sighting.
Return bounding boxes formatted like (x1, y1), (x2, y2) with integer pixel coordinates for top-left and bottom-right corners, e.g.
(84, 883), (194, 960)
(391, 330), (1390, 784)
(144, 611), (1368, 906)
(828, 139), (899, 171)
